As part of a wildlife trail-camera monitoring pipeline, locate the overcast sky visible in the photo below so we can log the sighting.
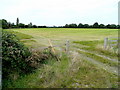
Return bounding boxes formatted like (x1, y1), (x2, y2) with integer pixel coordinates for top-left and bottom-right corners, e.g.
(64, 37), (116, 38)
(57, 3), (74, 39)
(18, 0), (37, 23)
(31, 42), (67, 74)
(1, 0), (119, 26)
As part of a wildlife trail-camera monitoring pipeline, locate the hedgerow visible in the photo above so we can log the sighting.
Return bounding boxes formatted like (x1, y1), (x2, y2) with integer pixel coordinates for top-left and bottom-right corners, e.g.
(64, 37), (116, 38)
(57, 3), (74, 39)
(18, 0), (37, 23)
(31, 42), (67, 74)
(2, 30), (34, 79)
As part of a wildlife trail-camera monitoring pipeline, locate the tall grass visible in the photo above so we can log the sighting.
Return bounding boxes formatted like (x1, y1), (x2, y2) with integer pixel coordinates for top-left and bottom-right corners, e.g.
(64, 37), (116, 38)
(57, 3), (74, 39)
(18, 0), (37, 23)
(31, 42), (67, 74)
(4, 28), (118, 88)
(5, 52), (118, 88)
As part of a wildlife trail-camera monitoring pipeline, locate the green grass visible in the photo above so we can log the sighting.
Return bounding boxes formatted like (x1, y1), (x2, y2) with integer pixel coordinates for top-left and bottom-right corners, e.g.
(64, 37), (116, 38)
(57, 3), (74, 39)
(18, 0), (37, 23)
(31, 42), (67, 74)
(73, 40), (118, 59)
(20, 39), (36, 43)
(6, 30), (39, 48)
(77, 50), (118, 67)
(6, 28), (118, 48)
(6, 28), (118, 49)
(4, 28), (118, 88)
(6, 28), (117, 41)
(73, 40), (103, 46)
(7, 30), (33, 40)
(5, 53), (118, 88)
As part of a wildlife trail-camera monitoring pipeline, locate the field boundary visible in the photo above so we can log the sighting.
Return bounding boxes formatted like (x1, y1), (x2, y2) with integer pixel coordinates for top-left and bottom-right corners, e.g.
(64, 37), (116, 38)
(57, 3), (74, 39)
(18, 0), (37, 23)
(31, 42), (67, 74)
(31, 40), (70, 60)
(104, 37), (118, 49)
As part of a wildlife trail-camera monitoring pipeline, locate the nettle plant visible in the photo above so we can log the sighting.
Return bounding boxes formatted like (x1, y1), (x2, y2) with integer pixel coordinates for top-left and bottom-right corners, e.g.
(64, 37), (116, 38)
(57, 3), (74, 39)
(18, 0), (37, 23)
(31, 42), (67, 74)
(2, 30), (34, 79)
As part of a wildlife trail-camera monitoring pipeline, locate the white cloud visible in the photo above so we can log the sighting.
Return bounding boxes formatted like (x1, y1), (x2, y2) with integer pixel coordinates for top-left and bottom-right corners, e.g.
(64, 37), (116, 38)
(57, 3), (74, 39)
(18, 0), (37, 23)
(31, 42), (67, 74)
(0, 0), (119, 25)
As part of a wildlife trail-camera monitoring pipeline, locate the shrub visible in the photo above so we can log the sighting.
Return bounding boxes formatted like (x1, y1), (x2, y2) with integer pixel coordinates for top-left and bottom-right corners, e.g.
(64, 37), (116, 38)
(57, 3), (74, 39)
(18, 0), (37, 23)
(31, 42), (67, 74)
(2, 30), (34, 79)
(2, 30), (62, 88)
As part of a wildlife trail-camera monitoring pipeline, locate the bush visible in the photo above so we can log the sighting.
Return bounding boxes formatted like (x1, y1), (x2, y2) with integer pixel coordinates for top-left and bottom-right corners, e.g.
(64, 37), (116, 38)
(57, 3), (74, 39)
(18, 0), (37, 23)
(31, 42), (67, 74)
(2, 30), (62, 88)
(2, 30), (34, 79)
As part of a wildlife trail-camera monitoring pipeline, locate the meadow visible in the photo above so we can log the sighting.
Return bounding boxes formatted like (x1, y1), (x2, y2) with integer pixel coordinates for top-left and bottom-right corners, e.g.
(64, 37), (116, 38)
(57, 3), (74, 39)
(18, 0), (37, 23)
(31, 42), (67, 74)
(5, 28), (118, 88)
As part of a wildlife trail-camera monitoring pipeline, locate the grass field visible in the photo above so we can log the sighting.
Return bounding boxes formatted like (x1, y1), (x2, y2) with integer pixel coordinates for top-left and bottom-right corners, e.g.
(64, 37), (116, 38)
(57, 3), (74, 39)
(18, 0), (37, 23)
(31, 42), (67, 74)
(5, 28), (118, 88)
(8, 28), (118, 48)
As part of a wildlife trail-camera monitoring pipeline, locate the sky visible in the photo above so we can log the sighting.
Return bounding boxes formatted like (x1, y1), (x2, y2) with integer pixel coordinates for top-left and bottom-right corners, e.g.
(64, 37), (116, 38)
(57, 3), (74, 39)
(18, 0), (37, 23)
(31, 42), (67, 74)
(0, 0), (119, 26)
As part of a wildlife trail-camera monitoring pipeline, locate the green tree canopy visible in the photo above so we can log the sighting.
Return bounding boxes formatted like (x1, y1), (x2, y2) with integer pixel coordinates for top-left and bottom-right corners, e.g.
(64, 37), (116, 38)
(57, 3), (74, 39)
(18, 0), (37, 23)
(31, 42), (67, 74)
(16, 18), (19, 27)
(93, 22), (99, 28)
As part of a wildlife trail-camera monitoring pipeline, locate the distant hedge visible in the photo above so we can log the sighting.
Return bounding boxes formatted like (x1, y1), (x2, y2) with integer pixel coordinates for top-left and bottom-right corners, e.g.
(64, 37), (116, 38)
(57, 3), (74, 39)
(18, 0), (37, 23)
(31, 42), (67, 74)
(2, 30), (34, 79)
(1, 19), (120, 29)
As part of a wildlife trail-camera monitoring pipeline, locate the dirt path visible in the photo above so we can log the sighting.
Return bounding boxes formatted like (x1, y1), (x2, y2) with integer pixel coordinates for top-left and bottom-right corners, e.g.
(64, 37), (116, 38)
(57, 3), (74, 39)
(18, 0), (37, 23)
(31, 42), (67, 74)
(79, 54), (118, 75)
(70, 50), (118, 75)
(70, 44), (118, 75)
(77, 48), (118, 63)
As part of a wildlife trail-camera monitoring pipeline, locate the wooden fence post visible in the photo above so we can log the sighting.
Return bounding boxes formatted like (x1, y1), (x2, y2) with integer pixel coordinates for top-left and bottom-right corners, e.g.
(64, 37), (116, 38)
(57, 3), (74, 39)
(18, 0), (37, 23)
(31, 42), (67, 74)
(59, 48), (62, 58)
(66, 40), (69, 54)
(48, 39), (55, 54)
(104, 37), (108, 49)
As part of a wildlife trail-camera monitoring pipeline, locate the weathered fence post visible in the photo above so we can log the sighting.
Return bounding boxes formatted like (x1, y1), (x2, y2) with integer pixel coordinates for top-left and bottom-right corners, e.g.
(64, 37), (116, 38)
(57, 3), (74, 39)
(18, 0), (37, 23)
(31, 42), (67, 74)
(66, 40), (70, 54)
(59, 48), (62, 58)
(48, 39), (55, 54)
(104, 37), (108, 49)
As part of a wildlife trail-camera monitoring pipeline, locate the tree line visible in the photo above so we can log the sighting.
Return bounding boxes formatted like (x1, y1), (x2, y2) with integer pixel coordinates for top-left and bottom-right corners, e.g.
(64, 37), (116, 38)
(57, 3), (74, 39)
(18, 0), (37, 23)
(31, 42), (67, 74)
(1, 18), (46, 29)
(1, 18), (120, 29)
(64, 23), (120, 29)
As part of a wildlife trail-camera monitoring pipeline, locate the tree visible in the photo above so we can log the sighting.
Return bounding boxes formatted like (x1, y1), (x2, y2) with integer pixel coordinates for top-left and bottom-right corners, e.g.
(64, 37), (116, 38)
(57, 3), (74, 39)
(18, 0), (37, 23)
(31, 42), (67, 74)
(32, 25), (37, 28)
(89, 25), (93, 28)
(11, 23), (16, 28)
(2, 19), (9, 29)
(69, 24), (77, 28)
(93, 22), (99, 28)
(16, 18), (19, 28)
(38, 26), (47, 28)
(83, 24), (89, 28)
(78, 23), (83, 28)
(8, 22), (12, 28)
(99, 24), (105, 28)
(64, 24), (69, 28)
(19, 23), (25, 28)
(106, 24), (111, 28)
(28, 22), (32, 28)
(25, 25), (28, 28)
(110, 24), (117, 29)
(117, 25), (120, 29)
